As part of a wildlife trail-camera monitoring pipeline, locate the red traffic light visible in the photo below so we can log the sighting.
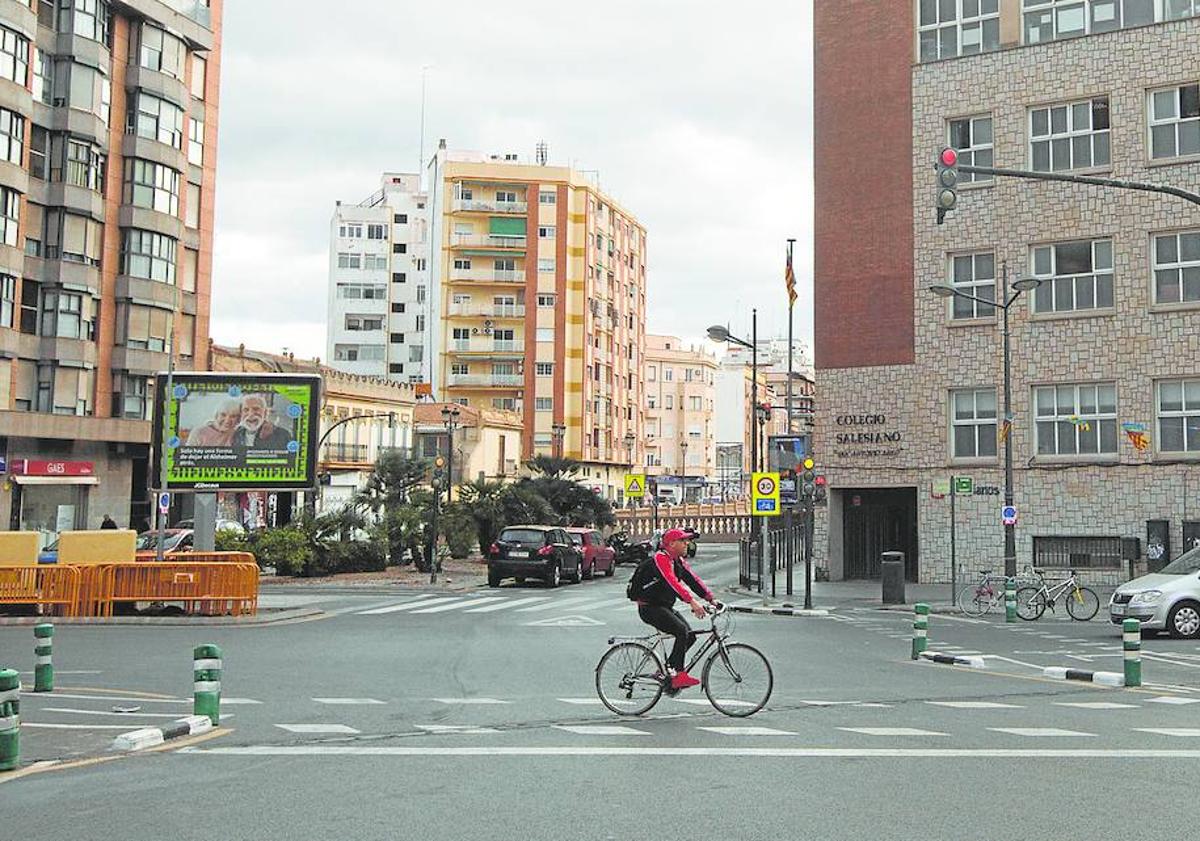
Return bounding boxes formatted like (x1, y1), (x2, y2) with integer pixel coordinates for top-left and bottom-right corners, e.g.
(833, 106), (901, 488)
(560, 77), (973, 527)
(815, 475), (827, 486)
(940, 147), (958, 167)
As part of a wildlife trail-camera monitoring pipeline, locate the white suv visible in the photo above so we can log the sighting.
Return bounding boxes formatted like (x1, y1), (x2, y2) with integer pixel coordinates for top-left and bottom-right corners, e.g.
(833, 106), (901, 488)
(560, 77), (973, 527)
(1110, 547), (1200, 638)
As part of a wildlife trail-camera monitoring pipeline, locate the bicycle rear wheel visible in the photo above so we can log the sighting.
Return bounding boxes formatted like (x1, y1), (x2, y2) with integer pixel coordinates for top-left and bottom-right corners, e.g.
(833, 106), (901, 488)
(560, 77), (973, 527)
(1016, 586), (1046, 621)
(957, 584), (992, 617)
(1066, 586), (1100, 621)
(595, 642), (664, 716)
(702, 642), (773, 717)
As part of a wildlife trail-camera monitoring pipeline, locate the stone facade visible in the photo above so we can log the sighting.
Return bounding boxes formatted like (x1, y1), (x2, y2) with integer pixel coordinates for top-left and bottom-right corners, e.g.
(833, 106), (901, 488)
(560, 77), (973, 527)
(815, 17), (1200, 584)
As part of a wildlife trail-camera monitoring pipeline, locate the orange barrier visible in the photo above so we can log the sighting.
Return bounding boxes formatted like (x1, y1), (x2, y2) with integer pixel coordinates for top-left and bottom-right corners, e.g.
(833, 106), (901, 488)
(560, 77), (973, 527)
(133, 551), (258, 564)
(0, 566), (81, 617)
(87, 562), (259, 618)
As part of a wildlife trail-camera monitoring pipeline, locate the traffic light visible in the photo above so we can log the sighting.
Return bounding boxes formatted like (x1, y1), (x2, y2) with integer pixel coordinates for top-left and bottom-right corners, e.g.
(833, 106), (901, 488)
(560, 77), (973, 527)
(431, 456), (446, 490)
(814, 472), (827, 503)
(935, 147), (959, 225)
(800, 457), (817, 498)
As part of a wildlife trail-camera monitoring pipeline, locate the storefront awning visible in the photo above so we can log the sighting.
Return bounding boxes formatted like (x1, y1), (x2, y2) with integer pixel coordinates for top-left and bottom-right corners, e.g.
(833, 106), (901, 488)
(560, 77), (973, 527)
(10, 475), (99, 485)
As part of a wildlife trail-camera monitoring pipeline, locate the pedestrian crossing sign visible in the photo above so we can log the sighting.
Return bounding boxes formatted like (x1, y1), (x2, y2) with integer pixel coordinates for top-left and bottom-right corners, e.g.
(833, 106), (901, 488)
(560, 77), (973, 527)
(624, 474), (646, 498)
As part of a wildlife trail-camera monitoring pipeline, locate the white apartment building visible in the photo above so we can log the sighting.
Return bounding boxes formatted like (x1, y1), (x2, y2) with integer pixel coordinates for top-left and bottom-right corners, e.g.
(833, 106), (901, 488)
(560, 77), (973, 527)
(327, 173), (430, 383)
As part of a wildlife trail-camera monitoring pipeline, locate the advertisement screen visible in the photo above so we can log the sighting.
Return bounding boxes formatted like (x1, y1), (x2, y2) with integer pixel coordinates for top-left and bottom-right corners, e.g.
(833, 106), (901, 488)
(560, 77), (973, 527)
(769, 435), (810, 504)
(152, 373), (322, 491)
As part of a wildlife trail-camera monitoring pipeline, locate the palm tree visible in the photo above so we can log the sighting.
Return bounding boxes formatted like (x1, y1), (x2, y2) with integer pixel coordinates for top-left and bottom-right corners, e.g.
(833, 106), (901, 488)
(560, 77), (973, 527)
(524, 454), (582, 478)
(457, 478), (507, 551)
(358, 449), (429, 513)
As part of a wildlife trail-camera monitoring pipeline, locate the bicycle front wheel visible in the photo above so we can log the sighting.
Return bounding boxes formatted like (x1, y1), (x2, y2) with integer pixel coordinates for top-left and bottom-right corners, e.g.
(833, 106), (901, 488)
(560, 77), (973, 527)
(957, 584), (991, 617)
(702, 642), (773, 717)
(1066, 586), (1100, 621)
(595, 642), (664, 716)
(1016, 586), (1046, 621)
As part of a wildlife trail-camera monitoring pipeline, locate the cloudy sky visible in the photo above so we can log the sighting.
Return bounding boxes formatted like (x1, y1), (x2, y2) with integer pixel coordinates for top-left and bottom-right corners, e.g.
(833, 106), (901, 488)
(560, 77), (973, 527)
(210, 1), (813, 363)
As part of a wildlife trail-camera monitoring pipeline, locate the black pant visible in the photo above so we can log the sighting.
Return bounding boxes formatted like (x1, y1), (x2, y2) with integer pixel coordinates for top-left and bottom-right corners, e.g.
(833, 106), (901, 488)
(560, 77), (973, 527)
(638, 604), (695, 672)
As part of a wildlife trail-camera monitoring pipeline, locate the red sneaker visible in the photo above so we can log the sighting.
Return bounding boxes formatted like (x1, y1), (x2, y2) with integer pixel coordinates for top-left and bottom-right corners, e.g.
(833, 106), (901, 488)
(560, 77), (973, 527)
(670, 671), (700, 690)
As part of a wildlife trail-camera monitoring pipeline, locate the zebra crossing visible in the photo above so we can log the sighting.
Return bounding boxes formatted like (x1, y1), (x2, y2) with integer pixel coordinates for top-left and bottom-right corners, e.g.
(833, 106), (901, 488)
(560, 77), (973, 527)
(353, 592), (665, 620)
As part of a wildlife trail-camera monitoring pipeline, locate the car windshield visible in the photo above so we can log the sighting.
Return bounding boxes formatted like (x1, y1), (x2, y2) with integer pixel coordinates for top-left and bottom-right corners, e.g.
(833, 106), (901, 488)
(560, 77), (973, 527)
(136, 532), (185, 551)
(568, 534), (583, 545)
(499, 529), (546, 545)
(1160, 547), (1200, 575)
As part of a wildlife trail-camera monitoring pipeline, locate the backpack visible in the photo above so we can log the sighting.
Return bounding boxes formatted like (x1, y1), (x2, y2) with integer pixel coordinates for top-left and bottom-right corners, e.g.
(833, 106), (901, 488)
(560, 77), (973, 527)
(626, 555), (660, 602)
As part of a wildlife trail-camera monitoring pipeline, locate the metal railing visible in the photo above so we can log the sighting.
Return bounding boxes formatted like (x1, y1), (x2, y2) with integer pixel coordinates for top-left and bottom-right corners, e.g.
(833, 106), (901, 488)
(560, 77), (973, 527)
(322, 443), (369, 462)
(450, 234), (527, 250)
(447, 341), (523, 355)
(446, 374), (523, 388)
(453, 199), (528, 214)
(447, 303), (526, 318)
(449, 269), (525, 283)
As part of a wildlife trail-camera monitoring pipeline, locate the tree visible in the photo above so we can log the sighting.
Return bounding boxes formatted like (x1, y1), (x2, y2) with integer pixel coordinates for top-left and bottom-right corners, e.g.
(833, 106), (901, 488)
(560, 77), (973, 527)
(517, 476), (615, 528)
(457, 478), (507, 552)
(524, 454), (582, 479)
(358, 449), (429, 513)
(496, 483), (554, 528)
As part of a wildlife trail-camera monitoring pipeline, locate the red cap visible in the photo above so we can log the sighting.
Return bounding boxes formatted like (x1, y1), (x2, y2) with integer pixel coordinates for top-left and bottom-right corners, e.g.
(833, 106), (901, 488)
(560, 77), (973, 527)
(662, 528), (690, 545)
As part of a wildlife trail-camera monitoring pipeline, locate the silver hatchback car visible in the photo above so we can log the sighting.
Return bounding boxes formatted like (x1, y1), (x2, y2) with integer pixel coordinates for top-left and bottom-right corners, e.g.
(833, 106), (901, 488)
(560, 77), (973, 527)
(1110, 546), (1200, 638)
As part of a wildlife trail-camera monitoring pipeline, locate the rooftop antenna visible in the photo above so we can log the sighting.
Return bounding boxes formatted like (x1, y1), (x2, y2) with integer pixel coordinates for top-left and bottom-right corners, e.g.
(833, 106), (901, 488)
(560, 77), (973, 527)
(535, 141), (548, 166)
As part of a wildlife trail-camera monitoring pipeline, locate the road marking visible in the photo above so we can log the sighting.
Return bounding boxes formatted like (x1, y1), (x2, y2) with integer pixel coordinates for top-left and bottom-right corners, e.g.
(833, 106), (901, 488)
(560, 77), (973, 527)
(925, 701), (1024, 709)
(431, 698), (509, 705)
(180, 745), (1200, 759)
(41, 707), (186, 719)
(24, 692), (184, 705)
(699, 726), (798, 736)
(515, 596), (606, 613)
(1145, 696), (1200, 705)
(1053, 701), (1139, 710)
(17, 670), (103, 676)
(275, 724), (360, 734)
(554, 725), (650, 736)
(464, 597), (549, 613)
(23, 722), (143, 730)
(524, 614), (606, 627)
(408, 598), (482, 614)
(312, 698), (386, 705)
(1135, 728), (1200, 737)
(414, 725), (499, 734)
(990, 728), (1094, 737)
(557, 698), (605, 705)
(357, 597), (445, 615)
(839, 728), (947, 737)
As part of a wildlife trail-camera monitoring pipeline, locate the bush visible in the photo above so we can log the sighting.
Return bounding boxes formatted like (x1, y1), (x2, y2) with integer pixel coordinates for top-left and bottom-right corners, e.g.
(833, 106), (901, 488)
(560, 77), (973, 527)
(307, 537), (387, 576)
(441, 504), (476, 559)
(252, 526), (312, 577)
(214, 529), (249, 553)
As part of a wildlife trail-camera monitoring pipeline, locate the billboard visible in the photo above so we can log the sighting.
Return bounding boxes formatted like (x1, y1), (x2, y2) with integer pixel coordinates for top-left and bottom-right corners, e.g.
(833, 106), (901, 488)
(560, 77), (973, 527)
(768, 435), (810, 505)
(151, 373), (322, 491)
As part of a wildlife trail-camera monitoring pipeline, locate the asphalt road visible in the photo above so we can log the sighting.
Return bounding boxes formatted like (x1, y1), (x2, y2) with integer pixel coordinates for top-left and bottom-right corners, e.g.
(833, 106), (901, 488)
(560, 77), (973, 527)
(2, 545), (1198, 840)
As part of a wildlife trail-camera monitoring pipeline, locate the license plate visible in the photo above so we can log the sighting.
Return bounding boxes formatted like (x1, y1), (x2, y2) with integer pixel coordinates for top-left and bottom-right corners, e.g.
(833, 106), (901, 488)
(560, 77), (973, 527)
(508, 551), (528, 559)
(1111, 605), (1124, 616)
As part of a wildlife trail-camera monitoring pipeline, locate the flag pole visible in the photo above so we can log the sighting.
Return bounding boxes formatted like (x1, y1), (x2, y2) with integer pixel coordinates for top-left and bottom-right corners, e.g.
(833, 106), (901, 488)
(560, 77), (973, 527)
(785, 239), (796, 435)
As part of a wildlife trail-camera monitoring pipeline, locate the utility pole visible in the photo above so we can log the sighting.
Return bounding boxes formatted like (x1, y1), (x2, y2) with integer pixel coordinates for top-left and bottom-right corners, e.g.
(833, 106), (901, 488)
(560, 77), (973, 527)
(155, 283), (180, 562)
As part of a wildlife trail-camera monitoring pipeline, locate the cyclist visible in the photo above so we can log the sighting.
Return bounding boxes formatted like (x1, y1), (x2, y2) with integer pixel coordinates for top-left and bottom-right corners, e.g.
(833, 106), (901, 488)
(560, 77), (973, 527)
(632, 527), (719, 690)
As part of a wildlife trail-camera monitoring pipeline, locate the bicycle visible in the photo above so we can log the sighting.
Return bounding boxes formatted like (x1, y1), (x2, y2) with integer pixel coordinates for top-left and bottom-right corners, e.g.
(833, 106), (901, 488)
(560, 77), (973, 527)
(594, 604), (773, 717)
(1015, 568), (1100, 621)
(955, 569), (1011, 616)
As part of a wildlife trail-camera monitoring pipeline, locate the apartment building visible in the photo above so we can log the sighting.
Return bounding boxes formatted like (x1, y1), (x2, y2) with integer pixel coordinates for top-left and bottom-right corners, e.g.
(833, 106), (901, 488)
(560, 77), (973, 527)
(643, 334), (717, 503)
(412, 402), (522, 489)
(326, 173), (430, 384)
(0, 0), (221, 541)
(814, 1), (1200, 582)
(424, 146), (647, 499)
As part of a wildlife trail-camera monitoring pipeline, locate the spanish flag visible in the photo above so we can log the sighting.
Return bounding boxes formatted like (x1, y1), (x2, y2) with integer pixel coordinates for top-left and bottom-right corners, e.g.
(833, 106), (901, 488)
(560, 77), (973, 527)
(785, 246), (797, 306)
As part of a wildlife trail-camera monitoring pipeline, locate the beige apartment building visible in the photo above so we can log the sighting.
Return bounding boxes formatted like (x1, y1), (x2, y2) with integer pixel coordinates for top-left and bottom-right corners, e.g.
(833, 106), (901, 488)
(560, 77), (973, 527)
(413, 402), (522, 492)
(643, 334), (717, 503)
(425, 146), (647, 500)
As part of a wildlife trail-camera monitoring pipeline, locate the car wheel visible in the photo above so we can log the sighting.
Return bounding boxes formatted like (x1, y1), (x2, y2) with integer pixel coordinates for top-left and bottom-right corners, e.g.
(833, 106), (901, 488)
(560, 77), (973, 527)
(604, 559), (615, 577)
(487, 570), (501, 588)
(583, 560), (594, 580)
(1167, 601), (1200, 639)
(571, 560), (583, 584)
(515, 577), (525, 584)
(546, 564), (560, 588)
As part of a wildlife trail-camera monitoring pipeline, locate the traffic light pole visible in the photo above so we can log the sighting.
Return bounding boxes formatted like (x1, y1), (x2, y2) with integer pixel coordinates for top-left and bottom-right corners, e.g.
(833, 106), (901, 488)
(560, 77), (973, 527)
(958, 164), (1200, 208)
(804, 499), (813, 611)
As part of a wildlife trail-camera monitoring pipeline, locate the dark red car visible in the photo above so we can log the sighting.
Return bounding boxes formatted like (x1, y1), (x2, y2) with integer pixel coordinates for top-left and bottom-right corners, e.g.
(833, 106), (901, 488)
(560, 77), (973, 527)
(565, 528), (616, 579)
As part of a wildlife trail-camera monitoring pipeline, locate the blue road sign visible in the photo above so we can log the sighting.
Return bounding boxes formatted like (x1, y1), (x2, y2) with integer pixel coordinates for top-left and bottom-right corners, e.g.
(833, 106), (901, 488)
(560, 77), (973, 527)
(1002, 505), (1017, 525)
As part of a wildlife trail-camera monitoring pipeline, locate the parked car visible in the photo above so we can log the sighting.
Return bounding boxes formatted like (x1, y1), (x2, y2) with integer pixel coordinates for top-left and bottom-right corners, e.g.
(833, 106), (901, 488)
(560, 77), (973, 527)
(135, 529), (195, 557)
(1110, 546), (1200, 638)
(172, 518), (246, 534)
(565, 528), (616, 579)
(487, 525), (581, 588)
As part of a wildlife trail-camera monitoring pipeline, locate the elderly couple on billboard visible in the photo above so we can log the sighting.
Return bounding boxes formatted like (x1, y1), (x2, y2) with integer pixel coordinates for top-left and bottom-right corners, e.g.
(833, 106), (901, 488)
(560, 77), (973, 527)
(184, 393), (294, 449)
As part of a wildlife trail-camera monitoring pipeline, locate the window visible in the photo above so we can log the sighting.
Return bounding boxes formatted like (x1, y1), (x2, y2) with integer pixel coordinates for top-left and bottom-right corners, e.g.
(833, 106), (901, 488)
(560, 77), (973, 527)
(0, 109), (22, 165)
(337, 283), (386, 300)
(1153, 230), (1200, 304)
(33, 48), (50, 104)
(127, 91), (184, 148)
(664, 367), (673, 382)
(344, 315), (383, 331)
(122, 228), (177, 283)
(392, 272), (406, 283)
(1149, 83), (1200, 159)
(0, 187), (17, 248)
(949, 251), (996, 318)
(648, 365), (657, 381)
(537, 294), (555, 307)
(392, 243), (406, 254)
(665, 395), (674, 409)
(1158, 379), (1200, 452)
(949, 115), (992, 183)
(339, 223), (362, 238)
(19, 279), (36, 333)
(63, 0), (110, 44)
(337, 252), (362, 269)
(538, 225), (555, 239)
(123, 159), (181, 215)
(29, 127), (47, 180)
(451, 327), (470, 347)
(390, 303), (404, 314)
(190, 54), (206, 99)
(1035, 383), (1118, 455)
(36, 363), (91, 415)
(535, 397), (552, 411)
(363, 255), (387, 271)
(1031, 239), (1113, 313)
(367, 224), (386, 240)
(115, 373), (149, 419)
(1030, 97), (1110, 171)
(416, 258), (427, 271)
(1024, 0), (1088, 41)
(40, 289), (92, 340)
(118, 303), (170, 351)
(918, 0), (1000, 61)
(63, 138), (105, 192)
(539, 190), (556, 204)
(390, 332), (405, 344)
(536, 328), (554, 342)
(647, 395), (657, 409)
(951, 388), (997, 458)
(415, 314), (425, 331)
(409, 345), (423, 362)
(536, 362), (553, 376)
(1024, 0), (1164, 43)
(137, 23), (185, 79)
(1162, 0), (1200, 19)
(689, 396), (702, 411)
(494, 398), (517, 411)
(458, 187), (473, 201)
(416, 286), (426, 304)
(451, 363), (469, 375)
(538, 258), (555, 273)
(0, 274), (12, 327)
(394, 213), (407, 224)
(181, 248), (197, 292)
(452, 293), (471, 304)
(496, 190), (517, 203)
(0, 26), (29, 85)
(188, 117), (203, 165)
(453, 258), (472, 270)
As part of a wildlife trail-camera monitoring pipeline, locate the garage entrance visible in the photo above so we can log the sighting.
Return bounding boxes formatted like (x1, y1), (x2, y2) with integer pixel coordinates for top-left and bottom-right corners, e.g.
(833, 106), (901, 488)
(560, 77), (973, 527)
(841, 487), (918, 580)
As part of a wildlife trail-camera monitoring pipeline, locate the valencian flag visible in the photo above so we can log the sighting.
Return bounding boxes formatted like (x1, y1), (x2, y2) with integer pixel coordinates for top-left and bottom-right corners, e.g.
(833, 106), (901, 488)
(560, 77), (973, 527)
(1122, 421), (1150, 452)
(785, 245), (797, 306)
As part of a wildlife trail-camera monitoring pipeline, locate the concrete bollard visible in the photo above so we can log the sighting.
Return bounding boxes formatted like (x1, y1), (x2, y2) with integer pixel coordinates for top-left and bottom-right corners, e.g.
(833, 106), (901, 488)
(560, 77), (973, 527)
(911, 603), (930, 660)
(193, 644), (222, 726)
(0, 668), (20, 772)
(33, 624), (53, 693)
(1005, 580), (1017, 623)
(1123, 618), (1142, 688)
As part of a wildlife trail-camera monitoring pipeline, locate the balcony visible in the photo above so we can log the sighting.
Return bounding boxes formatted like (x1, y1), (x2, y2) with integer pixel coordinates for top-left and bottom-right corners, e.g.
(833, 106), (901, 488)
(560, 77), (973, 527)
(322, 443), (369, 464)
(448, 340), (524, 358)
(448, 302), (526, 319)
(450, 234), (526, 251)
(446, 374), (524, 388)
(452, 199), (528, 214)
(449, 268), (524, 284)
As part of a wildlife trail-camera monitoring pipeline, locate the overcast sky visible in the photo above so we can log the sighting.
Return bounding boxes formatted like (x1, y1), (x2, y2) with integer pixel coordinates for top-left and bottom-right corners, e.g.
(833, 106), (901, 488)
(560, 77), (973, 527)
(210, 2), (814, 363)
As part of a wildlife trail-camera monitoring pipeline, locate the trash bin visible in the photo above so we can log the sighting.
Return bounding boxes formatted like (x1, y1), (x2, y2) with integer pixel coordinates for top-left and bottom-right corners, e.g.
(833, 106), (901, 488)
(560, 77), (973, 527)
(881, 551), (905, 604)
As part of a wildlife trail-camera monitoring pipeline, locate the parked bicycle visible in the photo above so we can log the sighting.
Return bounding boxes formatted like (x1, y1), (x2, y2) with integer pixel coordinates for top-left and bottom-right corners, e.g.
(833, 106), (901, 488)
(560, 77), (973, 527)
(956, 569), (1011, 616)
(594, 604), (773, 717)
(1015, 568), (1100, 621)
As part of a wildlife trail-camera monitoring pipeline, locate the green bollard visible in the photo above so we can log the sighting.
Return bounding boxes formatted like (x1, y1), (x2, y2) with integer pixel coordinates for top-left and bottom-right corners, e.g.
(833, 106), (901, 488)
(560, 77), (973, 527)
(1005, 580), (1017, 623)
(1123, 619), (1142, 688)
(911, 603), (930, 660)
(34, 624), (54, 693)
(193, 644), (222, 726)
(0, 668), (20, 772)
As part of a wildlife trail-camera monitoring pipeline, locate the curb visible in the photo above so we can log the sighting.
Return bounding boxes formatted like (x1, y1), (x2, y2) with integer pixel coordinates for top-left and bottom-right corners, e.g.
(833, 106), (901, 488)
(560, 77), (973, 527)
(0, 607), (324, 627)
(919, 651), (986, 668)
(112, 715), (212, 752)
(728, 604), (829, 617)
(1043, 666), (1124, 687)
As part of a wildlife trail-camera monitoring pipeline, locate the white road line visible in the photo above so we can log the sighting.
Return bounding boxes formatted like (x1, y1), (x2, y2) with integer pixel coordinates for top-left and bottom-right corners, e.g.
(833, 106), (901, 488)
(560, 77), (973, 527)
(181, 745), (1200, 758)
(357, 597), (444, 615)
(1053, 701), (1139, 710)
(556, 698), (605, 705)
(419, 596), (507, 613)
(554, 725), (650, 736)
(464, 597), (549, 613)
(1146, 696), (1200, 705)
(588, 597), (639, 611)
(515, 597), (606, 613)
(990, 728), (1094, 737)
(275, 724), (360, 734)
(699, 726), (798, 736)
(414, 725), (499, 734)
(925, 701), (1024, 709)
(41, 707), (184, 719)
(1135, 728), (1200, 737)
(23, 722), (142, 730)
(18, 693), (262, 706)
(839, 727), (948, 737)
(408, 598), (481, 614)
(312, 698), (386, 705)
(431, 698), (509, 705)
(17, 670), (103, 676)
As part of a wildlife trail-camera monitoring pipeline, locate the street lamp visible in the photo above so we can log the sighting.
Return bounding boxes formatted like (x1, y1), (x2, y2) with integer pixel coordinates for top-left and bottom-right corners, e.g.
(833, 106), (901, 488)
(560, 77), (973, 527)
(551, 422), (566, 459)
(623, 431), (636, 507)
(440, 405), (461, 504)
(755, 403), (771, 473)
(929, 262), (1042, 578)
(679, 440), (689, 502)
(708, 309), (758, 490)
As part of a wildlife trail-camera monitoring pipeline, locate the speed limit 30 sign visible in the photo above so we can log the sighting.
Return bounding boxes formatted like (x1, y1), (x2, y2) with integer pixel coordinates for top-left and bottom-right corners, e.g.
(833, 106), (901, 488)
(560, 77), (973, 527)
(751, 472), (781, 516)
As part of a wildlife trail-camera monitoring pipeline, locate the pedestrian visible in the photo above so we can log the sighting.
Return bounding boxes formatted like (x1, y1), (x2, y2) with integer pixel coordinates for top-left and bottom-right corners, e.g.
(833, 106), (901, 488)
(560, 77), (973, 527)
(100, 514), (118, 530)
